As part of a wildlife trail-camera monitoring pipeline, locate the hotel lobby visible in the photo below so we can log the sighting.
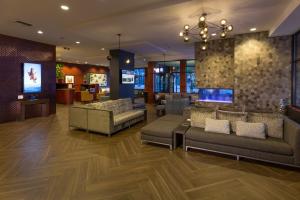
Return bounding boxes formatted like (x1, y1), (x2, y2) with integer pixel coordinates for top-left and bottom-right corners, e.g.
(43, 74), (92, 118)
(0, 0), (300, 199)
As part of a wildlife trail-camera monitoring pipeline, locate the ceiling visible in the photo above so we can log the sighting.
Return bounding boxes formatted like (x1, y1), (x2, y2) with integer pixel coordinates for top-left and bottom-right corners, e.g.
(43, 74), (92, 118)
(0, 0), (299, 67)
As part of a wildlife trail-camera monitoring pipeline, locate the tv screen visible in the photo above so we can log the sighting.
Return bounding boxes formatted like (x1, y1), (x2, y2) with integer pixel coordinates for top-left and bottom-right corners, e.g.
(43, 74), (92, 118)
(199, 88), (233, 104)
(23, 63), (42, 93)
(121, 70), (135, 84)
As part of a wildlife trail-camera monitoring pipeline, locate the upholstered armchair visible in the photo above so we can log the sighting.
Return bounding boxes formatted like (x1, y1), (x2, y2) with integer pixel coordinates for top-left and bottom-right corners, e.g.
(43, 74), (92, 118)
(81, 91), (93, 103)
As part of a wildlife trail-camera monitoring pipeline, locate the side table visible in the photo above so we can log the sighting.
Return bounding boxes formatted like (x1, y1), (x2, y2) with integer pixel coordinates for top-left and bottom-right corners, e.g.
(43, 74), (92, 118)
(173, 122), (190, 149)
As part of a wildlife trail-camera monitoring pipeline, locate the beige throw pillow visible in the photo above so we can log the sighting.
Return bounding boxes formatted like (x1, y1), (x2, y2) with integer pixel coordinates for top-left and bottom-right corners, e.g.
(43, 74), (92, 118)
(236, 121), (266, 139)
(248, 113), (283, 139)
(217, 110), (247, 132)
(205, 118), (230, 134)
(191, 109), (216, 128)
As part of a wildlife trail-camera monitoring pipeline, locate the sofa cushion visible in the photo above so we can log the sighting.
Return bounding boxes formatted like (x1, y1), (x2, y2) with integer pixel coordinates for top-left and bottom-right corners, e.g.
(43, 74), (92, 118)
(217, 110), (247, 132)
(205, 118), (230, 135)
(248, 113), (283, 139)
(191, 108), (216, 128)
(236, 121), (266, 139)
(114, 110), (144, 126)
(141, 120), (182, 138)
(185, 127), (293, 155)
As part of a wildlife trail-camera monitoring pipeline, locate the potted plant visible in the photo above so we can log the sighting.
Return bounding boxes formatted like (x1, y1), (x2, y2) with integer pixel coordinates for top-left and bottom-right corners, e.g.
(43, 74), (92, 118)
(56, 63), (64, 83)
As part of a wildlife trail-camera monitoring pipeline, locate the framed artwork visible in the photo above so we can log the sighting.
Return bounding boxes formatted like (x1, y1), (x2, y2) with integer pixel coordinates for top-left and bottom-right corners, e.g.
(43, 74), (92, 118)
(89, 73), (107, 86)
(65, 75), (75, 84)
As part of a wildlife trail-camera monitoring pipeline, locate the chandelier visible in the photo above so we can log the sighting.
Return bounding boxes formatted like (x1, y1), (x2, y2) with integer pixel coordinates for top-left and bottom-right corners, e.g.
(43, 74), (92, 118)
(179, 13), (233, 50)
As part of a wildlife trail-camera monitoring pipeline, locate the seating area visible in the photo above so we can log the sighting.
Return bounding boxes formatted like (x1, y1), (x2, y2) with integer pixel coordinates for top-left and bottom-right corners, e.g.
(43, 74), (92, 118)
(69, 98), (146, 136)
(1, 1), (300, 199)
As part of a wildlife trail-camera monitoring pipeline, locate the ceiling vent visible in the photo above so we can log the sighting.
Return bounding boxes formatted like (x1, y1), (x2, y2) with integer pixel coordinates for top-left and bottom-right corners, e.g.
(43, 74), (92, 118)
(15, 20), (33, 27)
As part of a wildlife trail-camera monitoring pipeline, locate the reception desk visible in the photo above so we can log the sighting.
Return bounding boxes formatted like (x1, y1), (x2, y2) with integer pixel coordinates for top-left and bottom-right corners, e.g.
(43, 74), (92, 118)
(56, 89), (75, 104)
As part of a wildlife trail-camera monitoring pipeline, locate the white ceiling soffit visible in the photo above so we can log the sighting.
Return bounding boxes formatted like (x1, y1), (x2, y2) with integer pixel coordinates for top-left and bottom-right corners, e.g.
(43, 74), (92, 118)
(269, 0), (300, 36)
(0, 0), (294, 66)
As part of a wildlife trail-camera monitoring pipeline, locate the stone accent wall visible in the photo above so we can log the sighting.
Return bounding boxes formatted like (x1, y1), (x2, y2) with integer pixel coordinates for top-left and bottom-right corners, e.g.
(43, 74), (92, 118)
(195, 32), (292, 112)
(195, 39), (235, 89)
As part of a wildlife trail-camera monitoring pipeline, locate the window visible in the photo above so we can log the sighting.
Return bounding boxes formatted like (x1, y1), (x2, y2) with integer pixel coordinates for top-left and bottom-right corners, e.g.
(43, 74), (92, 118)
(186, 60), (198, 93)
(134, 68), (145, 90)
(292, 31), (300, 107)
(153, 61), (180, 93)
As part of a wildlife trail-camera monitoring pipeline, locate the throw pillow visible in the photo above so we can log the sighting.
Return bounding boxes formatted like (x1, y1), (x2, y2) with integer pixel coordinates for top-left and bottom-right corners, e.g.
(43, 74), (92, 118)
(217, 110), (247, 132)
(248, 113), (283, 139)
(205, 118), (230, 134)
(191, 108), (216, 128)
(236, 121), (266, 139)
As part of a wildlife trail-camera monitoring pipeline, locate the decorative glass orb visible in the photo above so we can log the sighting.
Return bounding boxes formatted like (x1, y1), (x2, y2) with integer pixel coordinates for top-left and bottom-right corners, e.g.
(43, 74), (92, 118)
(184, 25), (190, 30)
(179, 32), (184, 37)
(200, 30), (205, 35)
(220, 32), (226, 38)
(200, 15), (206, 22)
(202, 45), (207, 50)
(184, 36), (189, 42)
(220, 19), (227, 25)
(204, 27), (208, 32)
(227, 25), (233, 31)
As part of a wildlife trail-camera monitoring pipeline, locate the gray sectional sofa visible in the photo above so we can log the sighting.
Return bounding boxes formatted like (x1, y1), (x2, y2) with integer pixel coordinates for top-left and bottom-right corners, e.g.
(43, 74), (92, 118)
(141, 115), (185, 149)
(69, 98), (147, 136)
(185, 108), (300, 167)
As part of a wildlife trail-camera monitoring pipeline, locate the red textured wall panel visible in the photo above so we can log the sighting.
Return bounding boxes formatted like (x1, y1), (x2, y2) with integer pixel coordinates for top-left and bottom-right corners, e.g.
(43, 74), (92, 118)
(0, 34), (56, 123)
(61, 63), (109, 91)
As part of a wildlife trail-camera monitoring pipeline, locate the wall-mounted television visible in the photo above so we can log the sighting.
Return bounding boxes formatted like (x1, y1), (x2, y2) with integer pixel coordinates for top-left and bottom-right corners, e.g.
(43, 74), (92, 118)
(121, 70), (135, 84)
(198, 88), (233, 104)
(23, 63), (42, 93)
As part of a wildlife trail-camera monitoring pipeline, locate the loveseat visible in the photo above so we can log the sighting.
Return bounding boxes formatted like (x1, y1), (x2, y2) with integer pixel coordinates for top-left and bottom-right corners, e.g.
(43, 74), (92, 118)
(185, 108), (300, 167)
(69, 98), (147, 136)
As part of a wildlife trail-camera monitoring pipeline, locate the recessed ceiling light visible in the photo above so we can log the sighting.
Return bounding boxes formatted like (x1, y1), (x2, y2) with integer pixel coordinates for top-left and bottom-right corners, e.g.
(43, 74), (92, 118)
(37, 30), (43, 34)
(101, 48), (105, 51)
(75, 41), (80, 44)
(61, 5), (69, 11)
(250, 27), (257, 32)
(211, 33), (217, 36)
(85, 61), (88, 64)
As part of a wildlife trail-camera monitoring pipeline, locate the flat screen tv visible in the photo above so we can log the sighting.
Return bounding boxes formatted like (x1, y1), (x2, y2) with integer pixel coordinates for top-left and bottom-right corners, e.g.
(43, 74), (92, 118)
(121, 70), (135, 84)
(199, 88), (233, 104)
(23, 63), (42, 93)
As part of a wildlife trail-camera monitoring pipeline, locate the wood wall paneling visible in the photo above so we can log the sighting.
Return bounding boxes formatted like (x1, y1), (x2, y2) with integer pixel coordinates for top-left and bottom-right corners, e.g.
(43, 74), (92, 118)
(0, 34), (56, 123)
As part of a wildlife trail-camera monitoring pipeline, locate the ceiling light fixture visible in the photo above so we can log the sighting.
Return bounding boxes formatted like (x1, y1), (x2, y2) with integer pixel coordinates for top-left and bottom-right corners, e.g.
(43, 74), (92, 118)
(126, 59), (130, 64)
(61, 5), (69, 11)
(250, 27), (257, 32)
(37, 30), (43, 34)
(85, 61), (88, 64)
(179, 13), (233, 50)
(75, 41), (80, 44)
(101, 48), (105, 51)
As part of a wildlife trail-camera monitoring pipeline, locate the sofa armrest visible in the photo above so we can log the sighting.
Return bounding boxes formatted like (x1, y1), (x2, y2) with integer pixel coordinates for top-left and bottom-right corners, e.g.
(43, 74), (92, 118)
(283, 116), (300, 165)
(87, 109), (114, 135)
(69, 106), (88, 129)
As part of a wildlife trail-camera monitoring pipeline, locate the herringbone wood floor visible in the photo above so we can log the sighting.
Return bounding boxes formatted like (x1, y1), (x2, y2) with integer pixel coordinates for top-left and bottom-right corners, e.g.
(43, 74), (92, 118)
(0, 105), (300, 200)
